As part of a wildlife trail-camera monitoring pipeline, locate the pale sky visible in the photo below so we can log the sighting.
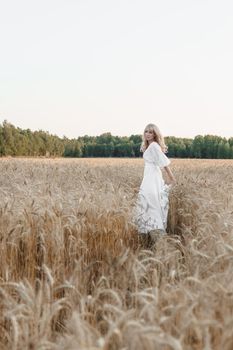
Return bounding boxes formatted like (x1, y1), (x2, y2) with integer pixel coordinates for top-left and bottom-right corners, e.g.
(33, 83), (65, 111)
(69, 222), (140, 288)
(0, 0), (233, 139)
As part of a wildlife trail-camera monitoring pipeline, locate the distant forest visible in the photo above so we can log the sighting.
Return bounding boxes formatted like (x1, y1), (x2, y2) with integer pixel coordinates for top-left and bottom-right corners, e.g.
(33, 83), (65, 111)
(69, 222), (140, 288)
(0, 120), (233, 159)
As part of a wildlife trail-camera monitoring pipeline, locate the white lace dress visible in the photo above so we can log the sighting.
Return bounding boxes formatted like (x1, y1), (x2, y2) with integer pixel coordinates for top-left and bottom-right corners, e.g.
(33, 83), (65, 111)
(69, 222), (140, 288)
(133, 141), (171, 234)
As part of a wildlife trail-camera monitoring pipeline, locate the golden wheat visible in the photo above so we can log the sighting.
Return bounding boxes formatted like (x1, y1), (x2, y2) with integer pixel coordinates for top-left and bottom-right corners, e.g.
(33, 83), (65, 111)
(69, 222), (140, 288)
(0, 157), (233, 349)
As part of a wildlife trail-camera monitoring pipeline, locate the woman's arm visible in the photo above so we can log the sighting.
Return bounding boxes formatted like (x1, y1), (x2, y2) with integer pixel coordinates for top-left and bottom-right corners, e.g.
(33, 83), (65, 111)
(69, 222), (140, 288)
(164, 165), (176, 185)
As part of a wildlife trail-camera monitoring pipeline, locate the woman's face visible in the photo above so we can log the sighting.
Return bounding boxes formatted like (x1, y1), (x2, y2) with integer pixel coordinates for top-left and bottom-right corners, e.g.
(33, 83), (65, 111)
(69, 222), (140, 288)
(144, 128), (154, 143)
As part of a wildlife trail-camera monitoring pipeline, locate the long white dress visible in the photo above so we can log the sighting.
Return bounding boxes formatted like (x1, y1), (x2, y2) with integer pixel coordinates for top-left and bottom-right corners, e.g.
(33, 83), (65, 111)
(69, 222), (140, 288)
(133, 141), (171, 234)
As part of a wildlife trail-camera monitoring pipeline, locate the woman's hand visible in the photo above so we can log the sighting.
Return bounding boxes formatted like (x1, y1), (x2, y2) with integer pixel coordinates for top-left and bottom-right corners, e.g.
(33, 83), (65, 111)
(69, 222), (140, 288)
(167, 177), (176, 186)
(164, 166), (176, 186)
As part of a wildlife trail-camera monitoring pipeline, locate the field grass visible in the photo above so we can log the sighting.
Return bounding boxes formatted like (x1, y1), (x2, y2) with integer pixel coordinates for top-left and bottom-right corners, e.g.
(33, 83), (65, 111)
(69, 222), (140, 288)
(0, 157), (233, 350)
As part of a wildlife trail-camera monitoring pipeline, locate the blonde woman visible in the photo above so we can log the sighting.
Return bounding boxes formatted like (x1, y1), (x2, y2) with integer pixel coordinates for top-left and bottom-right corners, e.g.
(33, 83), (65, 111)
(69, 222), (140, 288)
(134, 124), (176, 245)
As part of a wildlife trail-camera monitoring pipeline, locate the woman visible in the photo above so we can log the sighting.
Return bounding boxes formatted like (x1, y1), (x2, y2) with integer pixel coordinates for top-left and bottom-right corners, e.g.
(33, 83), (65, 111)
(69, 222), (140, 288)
(133, 123), (176, 244)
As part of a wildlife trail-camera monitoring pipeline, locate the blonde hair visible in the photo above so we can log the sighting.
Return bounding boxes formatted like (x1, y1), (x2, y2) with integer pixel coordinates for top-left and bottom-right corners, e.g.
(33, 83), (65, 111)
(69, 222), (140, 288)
(140, 123), (168, 153)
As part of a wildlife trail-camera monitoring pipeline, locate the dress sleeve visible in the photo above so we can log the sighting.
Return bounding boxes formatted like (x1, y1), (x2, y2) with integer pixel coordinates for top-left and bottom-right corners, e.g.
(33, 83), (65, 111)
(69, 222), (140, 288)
(151, 142), (171, 168)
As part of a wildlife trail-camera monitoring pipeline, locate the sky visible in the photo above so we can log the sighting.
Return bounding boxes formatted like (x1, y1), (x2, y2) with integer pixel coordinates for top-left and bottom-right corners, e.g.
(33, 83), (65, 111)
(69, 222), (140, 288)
(0, 0), (233, 139)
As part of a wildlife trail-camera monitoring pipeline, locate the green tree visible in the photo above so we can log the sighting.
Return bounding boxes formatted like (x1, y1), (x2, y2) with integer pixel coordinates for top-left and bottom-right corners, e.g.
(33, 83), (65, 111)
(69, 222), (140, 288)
(191, 135), (204, 158)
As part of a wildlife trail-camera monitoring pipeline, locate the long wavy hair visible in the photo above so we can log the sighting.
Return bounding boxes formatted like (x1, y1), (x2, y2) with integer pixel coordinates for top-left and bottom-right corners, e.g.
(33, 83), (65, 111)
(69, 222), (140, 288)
(140, 123), (168, 153)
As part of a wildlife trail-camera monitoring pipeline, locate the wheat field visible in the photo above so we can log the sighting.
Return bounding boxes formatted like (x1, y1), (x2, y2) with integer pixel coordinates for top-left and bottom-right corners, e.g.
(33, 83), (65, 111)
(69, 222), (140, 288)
(0, 157), (233, 350)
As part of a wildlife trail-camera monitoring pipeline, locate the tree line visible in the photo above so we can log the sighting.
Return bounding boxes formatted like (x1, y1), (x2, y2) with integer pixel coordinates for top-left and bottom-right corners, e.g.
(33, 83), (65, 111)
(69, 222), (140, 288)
(0, 120), (233, 159)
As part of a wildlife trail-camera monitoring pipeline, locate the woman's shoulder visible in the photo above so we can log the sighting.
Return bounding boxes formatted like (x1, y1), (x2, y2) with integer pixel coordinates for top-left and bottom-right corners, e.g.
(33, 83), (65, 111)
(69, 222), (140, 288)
(145, 142), (162, 153)
(150, 141), (161, 150)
